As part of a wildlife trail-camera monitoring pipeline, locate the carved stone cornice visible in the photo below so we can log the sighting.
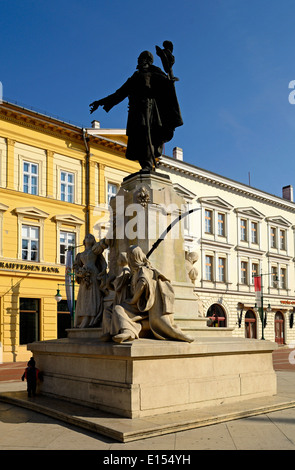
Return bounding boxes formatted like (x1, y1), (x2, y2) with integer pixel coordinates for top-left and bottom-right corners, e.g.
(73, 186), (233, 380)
(159, 156), (295, 213)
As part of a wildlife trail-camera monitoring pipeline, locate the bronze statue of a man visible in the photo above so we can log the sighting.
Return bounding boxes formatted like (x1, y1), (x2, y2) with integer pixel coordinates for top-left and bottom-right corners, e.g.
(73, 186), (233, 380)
(90, 46), (183, 171)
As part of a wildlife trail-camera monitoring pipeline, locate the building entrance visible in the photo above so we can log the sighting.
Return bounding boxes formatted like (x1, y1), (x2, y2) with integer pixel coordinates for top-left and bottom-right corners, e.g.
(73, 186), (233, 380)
(206, 303), (226, 327)
(275, 311), (285, 345)
(245, 310), (257, 338)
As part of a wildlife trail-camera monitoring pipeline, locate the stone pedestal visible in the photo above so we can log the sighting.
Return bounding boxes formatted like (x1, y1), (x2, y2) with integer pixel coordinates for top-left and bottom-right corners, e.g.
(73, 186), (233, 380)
(108, 171), (200, 320)
(27, 170), (278, 422)
(28, 333), (277, 419)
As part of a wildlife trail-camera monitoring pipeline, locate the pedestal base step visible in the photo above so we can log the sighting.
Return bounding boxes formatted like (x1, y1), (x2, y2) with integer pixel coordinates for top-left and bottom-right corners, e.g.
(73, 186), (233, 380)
(28, 336), (277, 420)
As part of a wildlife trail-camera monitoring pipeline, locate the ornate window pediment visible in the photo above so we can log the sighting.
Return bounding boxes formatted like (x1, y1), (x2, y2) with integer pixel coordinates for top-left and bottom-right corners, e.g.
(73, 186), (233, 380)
(198, 196), (233, 211)
(235, 207), (265, 220)
(173, 183), (197, 201)
(0, 203), (9, 212)
(266, 215), (292, 227)
(53, 214), (84, 225)
(14, 206), (49, 219)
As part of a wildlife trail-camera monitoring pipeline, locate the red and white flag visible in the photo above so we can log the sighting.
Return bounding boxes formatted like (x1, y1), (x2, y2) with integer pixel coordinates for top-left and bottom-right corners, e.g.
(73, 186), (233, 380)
(254, 276), (261, 307)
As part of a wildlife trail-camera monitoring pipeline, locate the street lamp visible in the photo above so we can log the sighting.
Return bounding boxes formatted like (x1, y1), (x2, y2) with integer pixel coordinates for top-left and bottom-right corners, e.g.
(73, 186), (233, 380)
(54, 244), (82, 328)
(290, 307), (295, 329)
(54, 281), (75, 327)
(254, 272), (278, 340)
(55, 287), (62, 302)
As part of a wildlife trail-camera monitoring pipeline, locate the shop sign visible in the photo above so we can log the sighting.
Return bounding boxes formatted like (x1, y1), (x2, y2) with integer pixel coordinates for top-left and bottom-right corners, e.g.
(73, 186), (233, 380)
(0, 261), (60, 273)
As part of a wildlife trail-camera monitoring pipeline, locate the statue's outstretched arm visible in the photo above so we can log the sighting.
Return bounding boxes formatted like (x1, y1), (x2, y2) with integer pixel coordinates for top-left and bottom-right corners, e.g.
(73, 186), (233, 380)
(89, 98), (111, 114)
(90, 79), (130, 114)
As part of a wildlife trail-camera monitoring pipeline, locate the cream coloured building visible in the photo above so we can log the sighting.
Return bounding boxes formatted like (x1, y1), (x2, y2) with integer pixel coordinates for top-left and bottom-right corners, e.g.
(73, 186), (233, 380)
(158, 148), (295, 346)
(88, 126), (295, 346)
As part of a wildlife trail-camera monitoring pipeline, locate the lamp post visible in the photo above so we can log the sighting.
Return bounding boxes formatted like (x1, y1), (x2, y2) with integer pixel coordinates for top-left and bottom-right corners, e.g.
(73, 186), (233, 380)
(67, 246), (76, 327)
(254, 272), (277, 340)
(55, 281), (75, 327)
(290, 307), (295, 329)
(55, 243), (82, 328)
(237, 302), (244, 328)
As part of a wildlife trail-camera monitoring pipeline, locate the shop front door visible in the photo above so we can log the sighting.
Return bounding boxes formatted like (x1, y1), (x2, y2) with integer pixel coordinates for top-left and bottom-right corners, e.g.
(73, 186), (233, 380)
(275, 311), (284, 345)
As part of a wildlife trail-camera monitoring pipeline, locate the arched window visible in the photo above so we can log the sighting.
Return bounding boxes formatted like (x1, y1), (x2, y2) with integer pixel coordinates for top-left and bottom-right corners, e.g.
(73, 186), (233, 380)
(245, 310), (257, 339)
(206, 304), (226, 327)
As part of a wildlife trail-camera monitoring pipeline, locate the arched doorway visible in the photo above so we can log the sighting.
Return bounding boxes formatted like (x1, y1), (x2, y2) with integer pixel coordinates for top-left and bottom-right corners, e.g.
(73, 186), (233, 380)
(245, 310), (257, 339)
(275, 311), (285, 345)
(207, 304), (226, 327)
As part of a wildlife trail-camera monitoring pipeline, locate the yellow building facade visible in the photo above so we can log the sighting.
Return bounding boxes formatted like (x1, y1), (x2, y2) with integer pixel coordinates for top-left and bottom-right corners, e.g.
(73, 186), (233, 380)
(0, 101), (138, 362)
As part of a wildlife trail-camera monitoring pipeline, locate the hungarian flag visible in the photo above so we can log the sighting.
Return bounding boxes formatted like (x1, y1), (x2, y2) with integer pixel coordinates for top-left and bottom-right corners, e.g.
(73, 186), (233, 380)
(254, 276), (261, 307)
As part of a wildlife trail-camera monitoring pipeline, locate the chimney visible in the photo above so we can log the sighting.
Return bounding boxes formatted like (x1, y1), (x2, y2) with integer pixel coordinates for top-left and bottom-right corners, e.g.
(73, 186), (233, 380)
(173, 147), (183, 161)
(91, 120), (100, 129)
(282, 185), (293, 202)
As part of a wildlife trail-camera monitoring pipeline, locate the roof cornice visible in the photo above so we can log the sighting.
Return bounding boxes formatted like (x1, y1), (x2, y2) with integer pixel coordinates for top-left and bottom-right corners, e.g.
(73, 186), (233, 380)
(0, 101), (126, 154)
(159, 155), (295, 212)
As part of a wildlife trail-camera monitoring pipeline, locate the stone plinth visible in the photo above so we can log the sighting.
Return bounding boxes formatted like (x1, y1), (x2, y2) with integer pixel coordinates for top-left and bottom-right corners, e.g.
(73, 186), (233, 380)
(108, 171), (200, 319)
(66, 323), (234, 340)
(28, 334), (277, 419)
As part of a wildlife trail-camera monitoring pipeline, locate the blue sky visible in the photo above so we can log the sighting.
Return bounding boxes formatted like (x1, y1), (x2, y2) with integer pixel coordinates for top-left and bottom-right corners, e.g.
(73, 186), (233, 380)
(1, 0), (295, 198)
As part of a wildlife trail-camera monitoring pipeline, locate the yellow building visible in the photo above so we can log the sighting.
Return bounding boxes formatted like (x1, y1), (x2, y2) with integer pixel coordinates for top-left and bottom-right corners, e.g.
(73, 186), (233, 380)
(0, 100), (138, 362)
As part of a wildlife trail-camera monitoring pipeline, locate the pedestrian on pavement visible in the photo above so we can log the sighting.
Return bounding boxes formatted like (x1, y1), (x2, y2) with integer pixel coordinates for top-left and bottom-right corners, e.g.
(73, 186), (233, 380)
(21, 357), (40, 397)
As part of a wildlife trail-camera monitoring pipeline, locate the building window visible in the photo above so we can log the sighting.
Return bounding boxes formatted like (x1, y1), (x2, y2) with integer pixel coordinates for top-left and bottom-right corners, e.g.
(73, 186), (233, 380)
(251, 263), (259, 283)
(205, 210), (213, 234)
(271, 266), (278, 287)
(280, 267), (286, 289)
(218, 257), (226, 282)
(218, 213), (225, 236)
(182, 203), (193, 235)
(241, 261), (248, 284)
(107, 182), (118, 205)
(280, 230), (286, 250)
(240, 219), (247, 241)
(270, 227), (276, 248)
(61, 171), (74, 203)
(206, 304), (226, 327)
(205, 255), (213, 281)
(60, 231), (76, 264)
(19, 298), (40, 345)
(57, 300), (72, 338)
(251, 222), (258, 244)
(22, 225), (39, 261)
(23, 161), (38, 195)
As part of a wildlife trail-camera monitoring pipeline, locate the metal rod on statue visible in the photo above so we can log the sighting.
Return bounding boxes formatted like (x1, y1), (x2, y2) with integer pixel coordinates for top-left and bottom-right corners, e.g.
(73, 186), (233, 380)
(146, 207), (201, 259)
(72, 246), (75, 328)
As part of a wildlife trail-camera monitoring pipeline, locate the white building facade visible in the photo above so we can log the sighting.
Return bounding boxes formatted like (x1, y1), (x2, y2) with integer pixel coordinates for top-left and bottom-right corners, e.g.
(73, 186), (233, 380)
(89, 124), (295, 346)
(158, 150), (295, 346)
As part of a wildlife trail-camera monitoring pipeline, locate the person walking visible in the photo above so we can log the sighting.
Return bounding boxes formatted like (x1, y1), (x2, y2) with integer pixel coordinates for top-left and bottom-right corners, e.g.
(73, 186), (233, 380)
(21, 357), (40, 397)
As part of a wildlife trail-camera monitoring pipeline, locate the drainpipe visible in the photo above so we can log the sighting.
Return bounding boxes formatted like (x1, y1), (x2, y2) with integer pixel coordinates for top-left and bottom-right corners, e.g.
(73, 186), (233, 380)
(82, 128), (90, 235)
